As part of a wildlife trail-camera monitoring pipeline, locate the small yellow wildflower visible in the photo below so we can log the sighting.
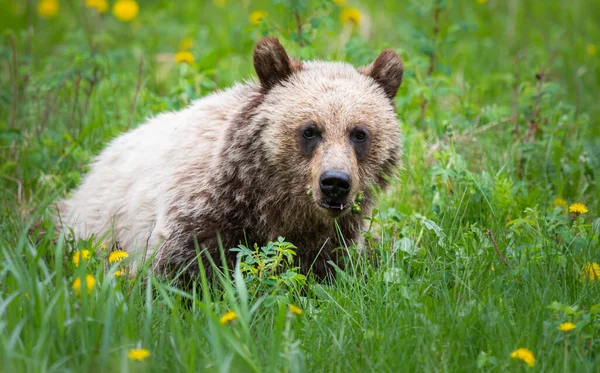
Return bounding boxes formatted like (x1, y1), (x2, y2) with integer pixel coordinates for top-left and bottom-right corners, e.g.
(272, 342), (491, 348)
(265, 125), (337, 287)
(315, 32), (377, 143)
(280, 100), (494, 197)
(128, 348), (151, 361)
(37, 0), (59, 18)
(569, 202), (588, 214)
(220, 311), (237, 325)
(558, 322), (576, 332)
(179, 37), (194, 51)
(115, 269), (126, 277)
(510, 348), (535, 368)
(553, 197), (568, 209)
(85, 0), (108, 13)
(108, 250), (129, 263)
(100, 241), (107, 251)
(341, 8), (362, 25)
(73, 274), (96, 295)
(249, 10), (268, 26)
(175, 51), (195, 64)
(289, 304), (302, 315)
(582, 262), (600, 281)
(477, 0), (488, 4)
(587, 44), (597, 56)
(73, 250), (91, 267)
(332, 0), (347, 6)
(213, 0), (226, 7)
(112, 0), (139, 22)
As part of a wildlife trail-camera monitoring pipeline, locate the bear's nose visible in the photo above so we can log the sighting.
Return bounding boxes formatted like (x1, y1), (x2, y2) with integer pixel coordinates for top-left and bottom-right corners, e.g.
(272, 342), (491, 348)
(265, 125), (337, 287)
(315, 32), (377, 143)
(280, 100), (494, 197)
(320, 171), (351, 201)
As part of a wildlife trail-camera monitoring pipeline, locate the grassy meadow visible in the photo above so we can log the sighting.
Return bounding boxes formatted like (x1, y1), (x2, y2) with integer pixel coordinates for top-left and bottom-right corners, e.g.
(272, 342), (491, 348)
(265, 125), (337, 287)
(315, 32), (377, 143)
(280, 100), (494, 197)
(1, 0), (600, 371)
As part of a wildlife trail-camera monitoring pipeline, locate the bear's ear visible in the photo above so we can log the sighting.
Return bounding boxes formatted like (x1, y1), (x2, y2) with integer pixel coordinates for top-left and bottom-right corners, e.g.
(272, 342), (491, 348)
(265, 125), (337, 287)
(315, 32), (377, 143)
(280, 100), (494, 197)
(358, 49), (404, 101)
(253, 37), (301, 92)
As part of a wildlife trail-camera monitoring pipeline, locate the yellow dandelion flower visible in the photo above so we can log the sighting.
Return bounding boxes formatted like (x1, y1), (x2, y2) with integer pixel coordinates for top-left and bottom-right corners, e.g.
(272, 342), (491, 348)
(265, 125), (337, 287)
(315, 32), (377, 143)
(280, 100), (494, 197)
(108, 250), (129, 263)
(213, 0), (226, 7)
(569, 202), (588, 214)
(179, 37), (194, 51)
(477, 0), (488, 4)
(510, 348), (535, 368)
(175, 51), (195, 64)
(587, 44), (597, 56)
(250, 10), (268, 26)
(85, 0), (108, 13)
(128, 348), (151, 361)
(332, 0), (347, 6)
(289, 304), (302, 315)
(341, 8), (362, 25)
(73, 274), (96, 295)
(115, 269), (126, 277)
(73, 250), (91, 267)
(100, 241), (107, 250)
(112, 0), (139, 22)
(37, 0), (59, 18)
(582, 262), (600, 281)
(553, 197), (568, 209)
(220, 311), (237, 325)
(558, 322), (576, 332)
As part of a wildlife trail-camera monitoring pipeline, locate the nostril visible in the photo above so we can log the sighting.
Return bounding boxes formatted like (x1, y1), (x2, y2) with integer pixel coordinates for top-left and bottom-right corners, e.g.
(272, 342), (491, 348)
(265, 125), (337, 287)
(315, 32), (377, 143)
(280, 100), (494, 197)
(335, 179), (351, 192)
(321, 178), (336, 187)
(319, 171), (352, 198)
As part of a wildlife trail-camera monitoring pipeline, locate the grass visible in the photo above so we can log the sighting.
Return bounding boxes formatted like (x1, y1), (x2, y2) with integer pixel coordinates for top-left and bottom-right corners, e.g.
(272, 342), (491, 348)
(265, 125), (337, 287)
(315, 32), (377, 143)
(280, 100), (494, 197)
(1, 0), (600, 372)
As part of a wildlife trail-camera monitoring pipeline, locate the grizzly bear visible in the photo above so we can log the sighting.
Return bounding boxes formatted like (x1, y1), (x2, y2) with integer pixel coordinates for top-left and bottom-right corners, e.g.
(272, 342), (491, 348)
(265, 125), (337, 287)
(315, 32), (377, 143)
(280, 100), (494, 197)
(57, 37), (403, 281)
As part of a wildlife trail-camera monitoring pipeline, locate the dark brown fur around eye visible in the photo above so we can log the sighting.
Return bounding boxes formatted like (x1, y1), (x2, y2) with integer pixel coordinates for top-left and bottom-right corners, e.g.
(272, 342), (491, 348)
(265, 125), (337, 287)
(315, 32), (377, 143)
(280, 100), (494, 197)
(297, 122), (321, 156)
(351, 127), (371, 160)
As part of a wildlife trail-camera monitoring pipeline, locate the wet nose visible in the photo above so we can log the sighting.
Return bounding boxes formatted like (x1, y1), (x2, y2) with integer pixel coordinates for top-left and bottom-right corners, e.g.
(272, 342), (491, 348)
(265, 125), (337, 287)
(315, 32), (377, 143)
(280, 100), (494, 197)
(319, 171), (351, 201)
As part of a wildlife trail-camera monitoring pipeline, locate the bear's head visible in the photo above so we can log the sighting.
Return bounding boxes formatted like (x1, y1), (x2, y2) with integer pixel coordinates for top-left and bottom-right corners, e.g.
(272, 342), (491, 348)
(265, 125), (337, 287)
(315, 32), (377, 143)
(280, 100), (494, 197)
(252, 37), (403, 220)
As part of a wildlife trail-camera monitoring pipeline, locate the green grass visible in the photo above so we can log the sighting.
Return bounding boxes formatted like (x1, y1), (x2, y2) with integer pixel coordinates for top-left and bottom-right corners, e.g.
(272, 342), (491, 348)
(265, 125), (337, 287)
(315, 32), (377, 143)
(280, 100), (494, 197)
(1, 0), (600, 372)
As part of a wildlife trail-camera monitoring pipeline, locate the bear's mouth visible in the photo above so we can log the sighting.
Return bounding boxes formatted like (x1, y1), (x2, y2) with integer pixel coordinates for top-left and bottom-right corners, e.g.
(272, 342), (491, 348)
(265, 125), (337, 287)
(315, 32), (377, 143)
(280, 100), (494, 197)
(318, 201), (350, 215)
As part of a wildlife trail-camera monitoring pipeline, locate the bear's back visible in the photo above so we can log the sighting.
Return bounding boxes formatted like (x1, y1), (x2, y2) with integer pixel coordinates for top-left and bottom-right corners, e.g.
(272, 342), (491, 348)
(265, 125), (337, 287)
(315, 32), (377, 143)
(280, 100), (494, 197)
(58, 83), (258, 259)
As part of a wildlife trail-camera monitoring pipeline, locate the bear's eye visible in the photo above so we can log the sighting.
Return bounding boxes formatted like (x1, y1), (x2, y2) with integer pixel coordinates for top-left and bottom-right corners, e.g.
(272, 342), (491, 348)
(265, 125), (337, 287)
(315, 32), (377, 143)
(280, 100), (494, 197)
(352, 129), (368, 142)
(303, 128), (316, 139)
(297, 122), (321, 156)
(350, 126), (371, 161)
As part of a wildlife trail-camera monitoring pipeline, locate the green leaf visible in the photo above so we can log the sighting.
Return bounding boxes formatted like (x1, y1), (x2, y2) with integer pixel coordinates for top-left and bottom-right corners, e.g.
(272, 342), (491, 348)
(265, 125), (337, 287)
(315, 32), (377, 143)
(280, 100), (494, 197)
(423, 219), (446, 246)
(547, 301), (580, 316)
(393, 238), (422, 256)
